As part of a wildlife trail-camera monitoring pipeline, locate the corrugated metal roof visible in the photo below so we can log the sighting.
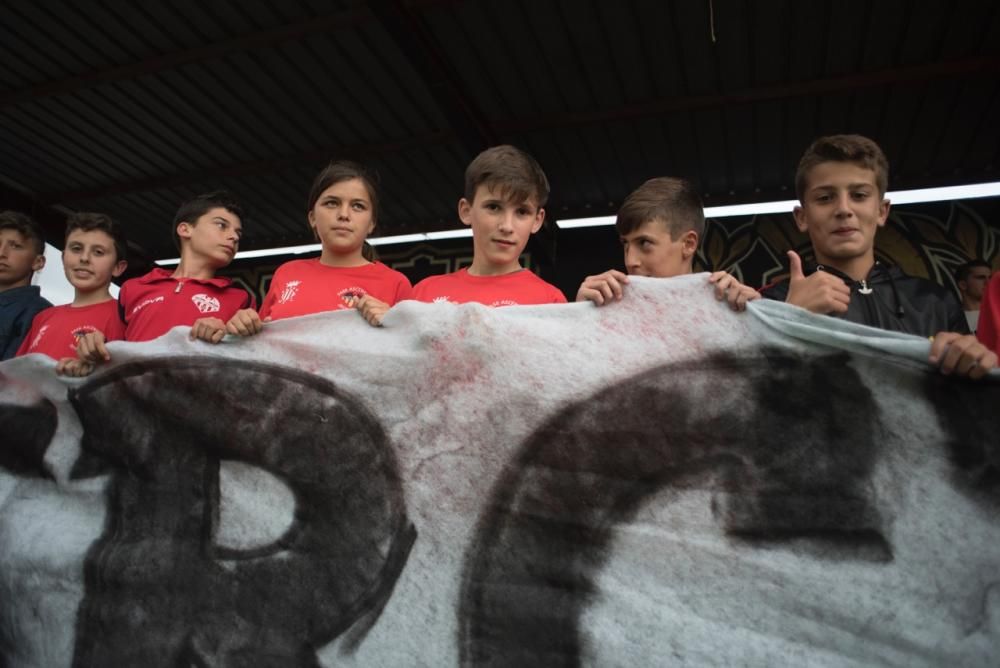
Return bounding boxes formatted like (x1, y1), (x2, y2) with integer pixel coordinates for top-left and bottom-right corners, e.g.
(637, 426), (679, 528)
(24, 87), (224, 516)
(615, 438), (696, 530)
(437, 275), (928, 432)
(2, 0), (999, 269)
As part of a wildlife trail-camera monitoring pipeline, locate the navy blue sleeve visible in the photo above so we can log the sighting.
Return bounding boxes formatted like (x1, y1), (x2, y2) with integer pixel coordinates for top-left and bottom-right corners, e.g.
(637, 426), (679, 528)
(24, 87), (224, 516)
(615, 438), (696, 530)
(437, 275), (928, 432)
(1, 296), (51, 361)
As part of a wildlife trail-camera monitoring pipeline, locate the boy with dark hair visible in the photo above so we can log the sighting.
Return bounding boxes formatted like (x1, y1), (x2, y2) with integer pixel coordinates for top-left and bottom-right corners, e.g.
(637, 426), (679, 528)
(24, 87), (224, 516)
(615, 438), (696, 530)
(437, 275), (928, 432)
(17, 213), (127, 364)
(411, 145), (566, 305)
(954, 259), (992, 333)
(575, 177), (758, 310)
(761, 134), (995, 379)
(0, 211), (51, 360)
(73, 191), (254, 372)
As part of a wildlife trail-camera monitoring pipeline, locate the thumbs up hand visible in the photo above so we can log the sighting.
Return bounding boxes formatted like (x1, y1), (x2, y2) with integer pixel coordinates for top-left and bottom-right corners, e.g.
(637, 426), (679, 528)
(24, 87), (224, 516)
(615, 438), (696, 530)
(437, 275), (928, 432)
(784, 251), (851, 315)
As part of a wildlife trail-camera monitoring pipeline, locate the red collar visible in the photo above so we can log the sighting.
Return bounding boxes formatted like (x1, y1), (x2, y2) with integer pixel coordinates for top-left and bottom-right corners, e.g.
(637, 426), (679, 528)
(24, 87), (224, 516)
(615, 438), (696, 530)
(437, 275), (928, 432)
(138, 267), (232, 289)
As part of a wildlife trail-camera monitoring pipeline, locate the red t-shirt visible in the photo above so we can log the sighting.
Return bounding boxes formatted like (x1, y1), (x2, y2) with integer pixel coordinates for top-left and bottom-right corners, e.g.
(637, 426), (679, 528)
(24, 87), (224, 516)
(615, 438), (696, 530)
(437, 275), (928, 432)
(119, 268), (255, 342)
(977, 273), (1000, 353)
(259, 259), (412, 322)
(16, 300), (125, 360)
(411, 268), (567, 306)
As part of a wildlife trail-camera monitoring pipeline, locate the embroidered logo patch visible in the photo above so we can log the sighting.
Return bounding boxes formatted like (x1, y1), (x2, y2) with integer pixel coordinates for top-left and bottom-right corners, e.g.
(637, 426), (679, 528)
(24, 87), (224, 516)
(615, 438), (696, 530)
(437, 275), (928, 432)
(278, 281), (301, 305)
(191, 294), (221, 314)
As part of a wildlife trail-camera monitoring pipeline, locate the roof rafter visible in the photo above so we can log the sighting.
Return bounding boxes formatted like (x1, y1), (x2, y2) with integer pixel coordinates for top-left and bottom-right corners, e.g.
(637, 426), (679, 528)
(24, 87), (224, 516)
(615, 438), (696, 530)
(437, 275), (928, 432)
(0, 8), (370, 109)
(367, 0), (497, 157)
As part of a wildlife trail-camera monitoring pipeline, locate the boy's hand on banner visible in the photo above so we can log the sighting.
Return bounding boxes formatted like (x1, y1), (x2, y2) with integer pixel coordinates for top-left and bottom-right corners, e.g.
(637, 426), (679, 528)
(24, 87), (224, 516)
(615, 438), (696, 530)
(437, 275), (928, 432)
(576, 270), (629, 306)
(226, 309), (263, 337)
(190, 318), (227, 344)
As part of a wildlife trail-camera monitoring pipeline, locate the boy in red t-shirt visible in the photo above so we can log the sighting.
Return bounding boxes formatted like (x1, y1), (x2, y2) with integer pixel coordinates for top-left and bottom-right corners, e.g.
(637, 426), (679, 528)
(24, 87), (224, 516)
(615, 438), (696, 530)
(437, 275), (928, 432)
(68, 192), (254, 375)
(411, 145), (566, 306)
(18, 213), (127, 366)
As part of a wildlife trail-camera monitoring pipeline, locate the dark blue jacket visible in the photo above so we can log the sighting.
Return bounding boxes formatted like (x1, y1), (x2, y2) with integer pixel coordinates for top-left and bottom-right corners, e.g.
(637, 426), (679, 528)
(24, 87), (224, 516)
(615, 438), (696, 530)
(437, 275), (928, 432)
(0, 285), (52, 360)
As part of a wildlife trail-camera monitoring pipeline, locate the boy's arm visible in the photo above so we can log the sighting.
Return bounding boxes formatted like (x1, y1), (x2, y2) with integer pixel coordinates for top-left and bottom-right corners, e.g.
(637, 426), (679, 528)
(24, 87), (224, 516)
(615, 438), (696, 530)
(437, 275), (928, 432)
(576, 270), (629, 306)
(14, 312), (44, 357)
(783, 251), (851, 314)
(707, 272), (759, 312)
(928, 332), (997, 380)
(394, 277), (414, 304)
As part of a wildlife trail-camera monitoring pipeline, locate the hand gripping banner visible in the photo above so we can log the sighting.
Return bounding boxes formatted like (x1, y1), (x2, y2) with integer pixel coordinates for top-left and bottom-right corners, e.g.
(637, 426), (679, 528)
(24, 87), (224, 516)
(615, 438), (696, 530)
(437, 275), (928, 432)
(1, 275), (997, 667)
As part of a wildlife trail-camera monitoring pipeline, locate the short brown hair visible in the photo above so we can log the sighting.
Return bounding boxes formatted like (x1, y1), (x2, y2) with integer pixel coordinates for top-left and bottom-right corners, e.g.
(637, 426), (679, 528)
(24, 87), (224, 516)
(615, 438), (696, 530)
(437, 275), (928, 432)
(65, 212), (128, 263)
(172, 191), (244, 251)
(615, 177), (704, 241)
(464, 145), (550, 207)
(795, 134), (889, 200)
(0, 210), (45, 255)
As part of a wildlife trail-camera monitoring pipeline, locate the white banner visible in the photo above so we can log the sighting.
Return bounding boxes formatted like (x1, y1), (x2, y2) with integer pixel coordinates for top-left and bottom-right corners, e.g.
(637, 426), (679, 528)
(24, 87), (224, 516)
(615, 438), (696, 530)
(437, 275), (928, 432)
(1, 275), (997, 667)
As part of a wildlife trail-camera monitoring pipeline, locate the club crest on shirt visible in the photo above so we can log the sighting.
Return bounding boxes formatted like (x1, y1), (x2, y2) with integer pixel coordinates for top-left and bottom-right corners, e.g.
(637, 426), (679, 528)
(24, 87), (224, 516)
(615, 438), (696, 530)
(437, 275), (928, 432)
(69, 325), (98, 352)
(278, 281), (301, 305)
(191, 293), (221, 314)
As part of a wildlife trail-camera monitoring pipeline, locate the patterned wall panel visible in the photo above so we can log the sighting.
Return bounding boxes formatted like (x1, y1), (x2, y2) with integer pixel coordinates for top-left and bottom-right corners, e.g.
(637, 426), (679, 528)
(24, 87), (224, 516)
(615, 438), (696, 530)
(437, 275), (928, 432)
(697, 201), (1000, 291)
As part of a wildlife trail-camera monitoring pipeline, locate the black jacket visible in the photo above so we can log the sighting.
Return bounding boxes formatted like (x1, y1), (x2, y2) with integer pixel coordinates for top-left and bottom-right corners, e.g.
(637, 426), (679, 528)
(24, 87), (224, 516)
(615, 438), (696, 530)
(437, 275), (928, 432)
(760, 262), (968, 338)
(0, 285), (52, 360)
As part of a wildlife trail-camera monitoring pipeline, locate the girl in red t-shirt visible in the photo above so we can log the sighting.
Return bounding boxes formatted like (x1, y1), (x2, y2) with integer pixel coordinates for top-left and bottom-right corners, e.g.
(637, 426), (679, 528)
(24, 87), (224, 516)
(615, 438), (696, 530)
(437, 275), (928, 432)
(226, 161), (412, 335)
